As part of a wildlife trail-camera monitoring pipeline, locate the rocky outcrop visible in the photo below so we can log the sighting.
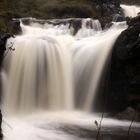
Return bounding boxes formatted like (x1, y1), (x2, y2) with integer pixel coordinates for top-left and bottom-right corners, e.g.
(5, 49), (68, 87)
(87, 0), (124, 27)
(95, 0), (123, 18)
(0, 31), (13, 66)
(108, 15), (140, 113)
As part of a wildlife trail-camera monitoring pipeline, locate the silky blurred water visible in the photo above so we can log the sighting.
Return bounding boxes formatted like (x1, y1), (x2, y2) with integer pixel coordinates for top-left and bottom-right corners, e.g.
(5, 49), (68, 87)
(1, 6), (139, 139)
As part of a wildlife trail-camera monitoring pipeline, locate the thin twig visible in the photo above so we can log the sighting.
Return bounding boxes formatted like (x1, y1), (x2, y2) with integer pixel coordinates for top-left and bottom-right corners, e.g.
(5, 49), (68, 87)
(95, 50), (112, 140)
(127, 104), (140, 136)
(96, 112), (104, 140)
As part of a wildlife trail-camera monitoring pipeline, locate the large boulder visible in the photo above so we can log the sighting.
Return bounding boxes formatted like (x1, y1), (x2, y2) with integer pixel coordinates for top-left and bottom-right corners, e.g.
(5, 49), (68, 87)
(108, 15), (140, 112)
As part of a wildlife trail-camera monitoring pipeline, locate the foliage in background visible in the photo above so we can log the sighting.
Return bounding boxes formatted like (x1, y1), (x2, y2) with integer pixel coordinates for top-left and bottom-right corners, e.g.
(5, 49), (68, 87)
(0, 0), (99, 33)
(0, 0), (139, 32)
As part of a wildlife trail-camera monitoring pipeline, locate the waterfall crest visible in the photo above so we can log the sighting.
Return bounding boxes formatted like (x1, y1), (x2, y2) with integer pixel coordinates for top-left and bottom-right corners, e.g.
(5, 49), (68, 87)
(20, 18), (102, 38)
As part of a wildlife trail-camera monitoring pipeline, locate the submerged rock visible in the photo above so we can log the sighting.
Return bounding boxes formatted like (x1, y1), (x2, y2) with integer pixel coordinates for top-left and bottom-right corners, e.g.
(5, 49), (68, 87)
(115, 107), (140, 121)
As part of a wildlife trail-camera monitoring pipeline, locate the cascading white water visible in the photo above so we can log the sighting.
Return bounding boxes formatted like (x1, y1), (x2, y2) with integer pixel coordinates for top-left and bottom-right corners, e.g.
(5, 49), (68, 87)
(75, 18), (102, 38)
(1, 4), (140, 140)
(2, 16), (140, 140)
(22, 18), (102, 38)
(1, 18), (127, 115)
(121, 4), (140, 17)
(3, 35), (74, 114)
(73, 26), (126, 111)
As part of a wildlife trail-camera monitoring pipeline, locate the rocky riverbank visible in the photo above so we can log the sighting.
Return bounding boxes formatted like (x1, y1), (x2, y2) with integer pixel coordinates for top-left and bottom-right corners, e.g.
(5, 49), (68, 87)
(107, 15), (140, 117)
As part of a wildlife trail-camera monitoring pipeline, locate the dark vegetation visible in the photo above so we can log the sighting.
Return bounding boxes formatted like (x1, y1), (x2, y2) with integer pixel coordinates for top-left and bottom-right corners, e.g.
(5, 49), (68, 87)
(0, 0), (139, 33)
(0, 0), (123, 32)
(0, 0), (96, 32)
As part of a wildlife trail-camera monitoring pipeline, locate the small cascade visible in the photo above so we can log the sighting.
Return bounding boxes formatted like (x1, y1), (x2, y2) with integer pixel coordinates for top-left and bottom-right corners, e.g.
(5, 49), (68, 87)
(121, 4), (140, 17)
(20, 18), (102, 37)
(75, 18), (102, 38)
(111, 21), (128, 29)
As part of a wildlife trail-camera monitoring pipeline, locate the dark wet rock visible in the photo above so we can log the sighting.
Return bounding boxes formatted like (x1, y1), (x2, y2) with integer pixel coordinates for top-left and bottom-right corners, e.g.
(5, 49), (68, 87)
(115, 107), (140, 121)
(127, 16), (140, 26)
(0, 31), (13, 66)
(92, 0), (125, 28)
(107, 15), (140, 113)
(113, 14), (124, 22)
(59, 123), (140, 140)
(10, 19), (21, 34)
(0, 31), (13, 99)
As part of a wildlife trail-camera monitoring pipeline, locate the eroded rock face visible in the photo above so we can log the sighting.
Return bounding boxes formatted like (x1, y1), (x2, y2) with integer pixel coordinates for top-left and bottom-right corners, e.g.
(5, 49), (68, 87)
(108, 15), (140, 112)
(91, 0), (124, 27)
(0, 31), (12, 66)
(95, 0), (121, 16)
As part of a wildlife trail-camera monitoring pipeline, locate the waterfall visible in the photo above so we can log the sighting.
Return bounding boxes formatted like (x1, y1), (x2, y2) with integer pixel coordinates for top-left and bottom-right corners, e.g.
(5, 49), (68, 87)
(73, 26), (126, 111)
(21, 18), (102, 37)
(75, 18), (102, 38)
(121, 4), (140, 17)
(1, 2), (140, 139)
(1, 18), (127, 115)
(2, 35), (75, 114)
